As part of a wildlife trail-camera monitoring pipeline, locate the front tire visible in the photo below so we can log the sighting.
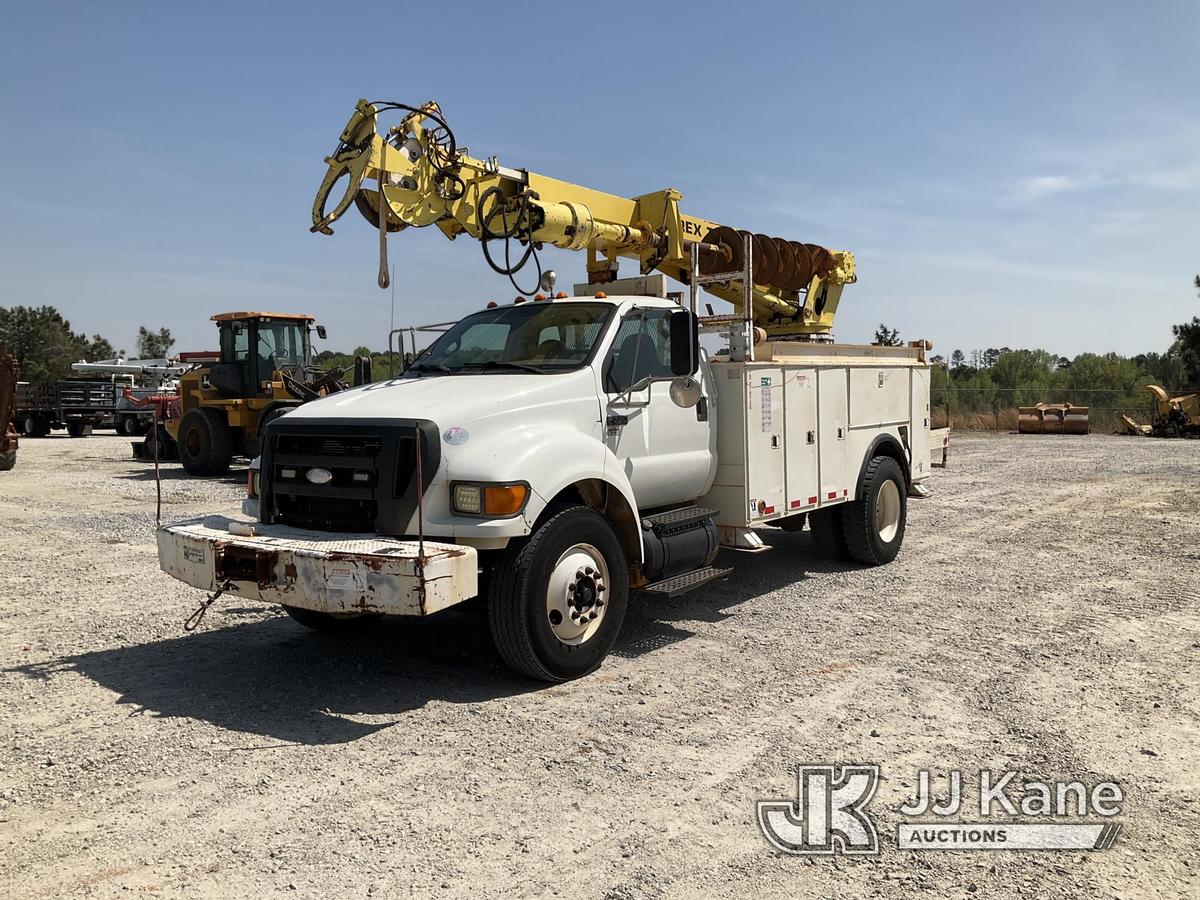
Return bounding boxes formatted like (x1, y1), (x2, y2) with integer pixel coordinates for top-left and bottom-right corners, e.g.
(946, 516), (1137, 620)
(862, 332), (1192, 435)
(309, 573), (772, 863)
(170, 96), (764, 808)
(178, 408), (234, 475)
(841, 455), (907, 565)
(118, 415), (141, 436)
(488, 505), (629, 682)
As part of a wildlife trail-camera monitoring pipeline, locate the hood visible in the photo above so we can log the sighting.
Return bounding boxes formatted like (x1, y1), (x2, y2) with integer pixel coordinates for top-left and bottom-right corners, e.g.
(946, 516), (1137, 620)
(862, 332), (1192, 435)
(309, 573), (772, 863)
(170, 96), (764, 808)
(284, 369), (600, 430)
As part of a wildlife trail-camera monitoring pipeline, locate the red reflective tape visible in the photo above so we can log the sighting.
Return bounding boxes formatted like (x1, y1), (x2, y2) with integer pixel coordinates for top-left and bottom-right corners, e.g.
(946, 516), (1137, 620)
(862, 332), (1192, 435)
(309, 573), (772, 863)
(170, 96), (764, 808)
(790, 500), (802, 509)
(808, 496), (818, 505)
(763, 506), (775, 515)
(843, 489), (848, 496)
(827, 491), (837, 500)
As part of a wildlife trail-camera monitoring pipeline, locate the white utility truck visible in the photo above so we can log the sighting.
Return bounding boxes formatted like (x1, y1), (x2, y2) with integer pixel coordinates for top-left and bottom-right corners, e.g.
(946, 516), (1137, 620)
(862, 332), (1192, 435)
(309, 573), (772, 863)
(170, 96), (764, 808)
(159, 275), (942, 681)
(157, 99), (946, 681)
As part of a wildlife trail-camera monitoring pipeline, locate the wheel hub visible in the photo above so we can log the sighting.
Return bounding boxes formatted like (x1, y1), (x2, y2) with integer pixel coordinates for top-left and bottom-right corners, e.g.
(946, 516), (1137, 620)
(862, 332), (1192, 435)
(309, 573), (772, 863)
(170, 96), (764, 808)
(547, 546), (609, 645)
(875, 479), (901, 543)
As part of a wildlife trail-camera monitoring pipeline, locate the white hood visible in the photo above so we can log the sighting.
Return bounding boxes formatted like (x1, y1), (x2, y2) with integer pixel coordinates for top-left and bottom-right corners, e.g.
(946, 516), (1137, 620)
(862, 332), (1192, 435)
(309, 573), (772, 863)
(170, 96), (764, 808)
(284, 370), (600, 430)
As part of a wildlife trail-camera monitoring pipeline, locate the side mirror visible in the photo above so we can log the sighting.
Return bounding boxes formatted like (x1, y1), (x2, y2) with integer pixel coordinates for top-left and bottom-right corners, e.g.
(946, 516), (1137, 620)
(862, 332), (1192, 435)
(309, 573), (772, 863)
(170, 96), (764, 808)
(669, 309), (698, 376)
(315, 325), (327, 340)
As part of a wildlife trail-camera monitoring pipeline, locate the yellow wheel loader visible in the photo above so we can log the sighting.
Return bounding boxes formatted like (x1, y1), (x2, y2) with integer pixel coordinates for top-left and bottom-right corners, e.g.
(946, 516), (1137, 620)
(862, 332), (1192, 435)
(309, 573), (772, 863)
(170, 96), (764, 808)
(136, 312), (362, 475)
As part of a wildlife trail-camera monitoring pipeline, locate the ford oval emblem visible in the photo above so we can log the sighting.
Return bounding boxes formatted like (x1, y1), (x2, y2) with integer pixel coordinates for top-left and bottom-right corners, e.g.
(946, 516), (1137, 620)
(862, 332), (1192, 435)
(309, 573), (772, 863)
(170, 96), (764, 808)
(443, 426), (469, 445)
(305, 467), (333, 485)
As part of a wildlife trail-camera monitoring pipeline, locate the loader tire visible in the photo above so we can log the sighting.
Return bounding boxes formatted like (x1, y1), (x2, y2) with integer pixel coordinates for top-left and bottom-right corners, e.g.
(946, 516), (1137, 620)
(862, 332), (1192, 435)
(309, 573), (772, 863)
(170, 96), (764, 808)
(841, 455), (907, 566)
(282, 605), (383, 632)
(808, 506), (850, 560)
(0, 450), (15, 471)
(487, 504), (628, 683)
(178, 408), (234, 475)
(142, 425), (177, 461)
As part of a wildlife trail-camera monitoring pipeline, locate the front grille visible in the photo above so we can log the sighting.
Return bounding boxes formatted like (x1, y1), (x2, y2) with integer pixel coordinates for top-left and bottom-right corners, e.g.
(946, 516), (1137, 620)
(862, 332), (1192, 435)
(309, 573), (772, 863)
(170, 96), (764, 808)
(261, 419), (439, 535)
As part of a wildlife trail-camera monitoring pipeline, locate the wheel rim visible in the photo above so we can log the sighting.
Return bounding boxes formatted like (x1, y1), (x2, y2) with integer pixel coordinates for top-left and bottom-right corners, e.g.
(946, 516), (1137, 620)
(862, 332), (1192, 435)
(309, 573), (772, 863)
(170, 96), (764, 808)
(875, 479), (901, 543)
(545, 543), (610, 646)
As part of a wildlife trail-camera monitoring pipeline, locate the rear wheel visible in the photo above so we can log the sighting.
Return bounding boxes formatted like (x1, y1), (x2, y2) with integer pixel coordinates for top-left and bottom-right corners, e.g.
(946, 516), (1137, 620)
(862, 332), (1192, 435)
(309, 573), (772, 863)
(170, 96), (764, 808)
(178, 408), (234, 475)
(118, 415), (141, 436)
(282, 606), (383, 632)
(488, 505), (629, 682)
(841, 455), (907, 565)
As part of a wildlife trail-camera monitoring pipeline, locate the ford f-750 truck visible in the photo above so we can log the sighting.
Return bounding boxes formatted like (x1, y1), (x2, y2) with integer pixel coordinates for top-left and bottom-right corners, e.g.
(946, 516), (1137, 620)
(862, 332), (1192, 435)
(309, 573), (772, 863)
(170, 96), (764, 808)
(158, 282), (943, 681)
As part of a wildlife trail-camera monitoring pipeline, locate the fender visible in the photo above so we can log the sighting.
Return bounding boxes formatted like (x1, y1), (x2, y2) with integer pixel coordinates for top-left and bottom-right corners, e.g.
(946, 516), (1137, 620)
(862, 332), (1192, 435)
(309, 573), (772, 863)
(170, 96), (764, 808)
(447, 423), (643, 561)
(856, 431), (909, 491)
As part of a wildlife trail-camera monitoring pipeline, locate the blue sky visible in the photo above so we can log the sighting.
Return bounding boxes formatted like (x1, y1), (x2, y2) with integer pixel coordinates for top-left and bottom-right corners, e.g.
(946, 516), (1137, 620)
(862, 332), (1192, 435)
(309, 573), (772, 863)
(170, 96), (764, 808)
(1, 1), (1197, 359)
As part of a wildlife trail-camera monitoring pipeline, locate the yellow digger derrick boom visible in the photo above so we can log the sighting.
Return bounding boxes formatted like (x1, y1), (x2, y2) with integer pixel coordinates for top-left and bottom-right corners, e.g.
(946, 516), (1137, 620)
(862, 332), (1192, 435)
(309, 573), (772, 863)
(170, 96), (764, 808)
(311, 99), (856, 339)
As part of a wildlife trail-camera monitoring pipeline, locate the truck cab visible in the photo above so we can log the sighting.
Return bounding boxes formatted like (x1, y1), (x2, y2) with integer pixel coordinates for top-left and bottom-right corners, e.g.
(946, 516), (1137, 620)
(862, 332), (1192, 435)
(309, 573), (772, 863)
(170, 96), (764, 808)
(160, 287), (938, 682)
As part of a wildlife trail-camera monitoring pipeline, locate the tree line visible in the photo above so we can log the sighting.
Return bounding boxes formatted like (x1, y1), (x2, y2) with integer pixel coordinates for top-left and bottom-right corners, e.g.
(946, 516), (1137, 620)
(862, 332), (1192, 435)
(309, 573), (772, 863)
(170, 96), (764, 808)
(0, 305), (176, 383)
(880, 275), (1200, 429)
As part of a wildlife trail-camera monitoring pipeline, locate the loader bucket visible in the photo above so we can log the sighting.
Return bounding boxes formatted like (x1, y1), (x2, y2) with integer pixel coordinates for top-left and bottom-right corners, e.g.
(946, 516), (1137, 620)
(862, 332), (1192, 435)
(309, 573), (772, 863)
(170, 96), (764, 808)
(1062, 405), (1089, 434)
(1018, 406), (1044, 434)
(1018, 403), (1088, 435)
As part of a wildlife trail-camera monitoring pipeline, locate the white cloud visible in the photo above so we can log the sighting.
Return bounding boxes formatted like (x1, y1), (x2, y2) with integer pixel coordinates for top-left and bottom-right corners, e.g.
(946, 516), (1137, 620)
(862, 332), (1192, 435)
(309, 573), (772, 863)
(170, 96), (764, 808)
(1018, 174), (1099, 199)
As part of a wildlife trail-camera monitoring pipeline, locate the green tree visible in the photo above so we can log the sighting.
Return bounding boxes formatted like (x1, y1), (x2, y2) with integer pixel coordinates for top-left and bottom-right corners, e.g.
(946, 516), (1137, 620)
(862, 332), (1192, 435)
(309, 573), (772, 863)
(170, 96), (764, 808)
(137, 326), (175, 359)
(873, 324), (901, 346)
(0, 305), (117, 382)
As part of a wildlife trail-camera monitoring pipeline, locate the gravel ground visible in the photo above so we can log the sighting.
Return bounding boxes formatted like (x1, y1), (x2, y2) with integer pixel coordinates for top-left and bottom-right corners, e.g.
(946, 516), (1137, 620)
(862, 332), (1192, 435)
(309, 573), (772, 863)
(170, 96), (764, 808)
(1, 432), (1197, 899)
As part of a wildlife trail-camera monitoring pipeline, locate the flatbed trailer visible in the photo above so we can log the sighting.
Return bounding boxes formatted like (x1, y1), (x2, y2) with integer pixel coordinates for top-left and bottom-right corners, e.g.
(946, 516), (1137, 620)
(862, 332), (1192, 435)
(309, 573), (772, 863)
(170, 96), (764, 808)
(14, 380), (120, 437)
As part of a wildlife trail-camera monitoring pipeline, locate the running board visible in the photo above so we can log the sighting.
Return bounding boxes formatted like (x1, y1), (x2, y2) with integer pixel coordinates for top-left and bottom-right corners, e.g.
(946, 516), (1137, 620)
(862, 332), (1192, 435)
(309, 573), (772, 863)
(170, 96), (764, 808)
(637, 566), (732, 599)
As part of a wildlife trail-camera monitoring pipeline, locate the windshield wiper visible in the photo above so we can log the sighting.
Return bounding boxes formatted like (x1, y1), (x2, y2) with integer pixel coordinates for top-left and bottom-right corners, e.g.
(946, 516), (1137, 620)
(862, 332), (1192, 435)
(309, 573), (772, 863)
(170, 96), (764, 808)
(463, 360), (547, 374)
(406, 362), (452, 375)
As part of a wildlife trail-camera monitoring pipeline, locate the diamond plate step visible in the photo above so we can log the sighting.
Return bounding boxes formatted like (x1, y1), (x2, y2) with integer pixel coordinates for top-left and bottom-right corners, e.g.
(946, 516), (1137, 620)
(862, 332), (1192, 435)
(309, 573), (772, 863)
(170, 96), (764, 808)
(641, 505), (719, 537)
(636, 566), (732, 600)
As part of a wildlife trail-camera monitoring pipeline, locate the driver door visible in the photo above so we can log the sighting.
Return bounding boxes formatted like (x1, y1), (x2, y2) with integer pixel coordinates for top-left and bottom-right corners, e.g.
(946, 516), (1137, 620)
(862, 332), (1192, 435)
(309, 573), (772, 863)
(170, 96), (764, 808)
(602, 307), (715, 509)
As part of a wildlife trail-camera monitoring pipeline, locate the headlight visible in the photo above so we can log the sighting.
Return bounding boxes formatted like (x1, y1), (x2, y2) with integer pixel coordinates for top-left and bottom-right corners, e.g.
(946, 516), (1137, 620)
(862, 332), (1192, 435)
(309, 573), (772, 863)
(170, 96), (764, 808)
(451, 481), (530, 518)
(246, 458), (261, 499)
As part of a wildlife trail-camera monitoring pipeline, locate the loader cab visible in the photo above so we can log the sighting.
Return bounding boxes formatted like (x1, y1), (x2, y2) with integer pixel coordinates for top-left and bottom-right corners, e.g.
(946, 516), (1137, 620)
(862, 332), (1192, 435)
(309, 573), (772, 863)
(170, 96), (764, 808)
(208, 312), (316, 398)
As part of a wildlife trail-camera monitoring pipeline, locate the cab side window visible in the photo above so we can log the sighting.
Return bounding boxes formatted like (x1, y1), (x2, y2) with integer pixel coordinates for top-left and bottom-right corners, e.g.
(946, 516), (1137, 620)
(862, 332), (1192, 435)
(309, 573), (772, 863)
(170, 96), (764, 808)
(604, 310), (674, 393)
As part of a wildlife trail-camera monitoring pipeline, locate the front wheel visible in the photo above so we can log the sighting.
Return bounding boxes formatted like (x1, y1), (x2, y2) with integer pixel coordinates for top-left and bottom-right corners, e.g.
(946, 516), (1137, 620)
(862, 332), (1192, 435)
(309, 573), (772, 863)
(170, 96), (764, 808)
(841, 455), (908, 565)
(118, 415), (141, 436)
(178, 408), (234, 475)
(487, 505), (629, 682)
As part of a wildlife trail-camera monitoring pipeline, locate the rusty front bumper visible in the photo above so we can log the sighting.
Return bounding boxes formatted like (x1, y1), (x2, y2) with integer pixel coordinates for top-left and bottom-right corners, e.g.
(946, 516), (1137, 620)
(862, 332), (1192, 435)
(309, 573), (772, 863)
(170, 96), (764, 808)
(157, 516), (478, 616)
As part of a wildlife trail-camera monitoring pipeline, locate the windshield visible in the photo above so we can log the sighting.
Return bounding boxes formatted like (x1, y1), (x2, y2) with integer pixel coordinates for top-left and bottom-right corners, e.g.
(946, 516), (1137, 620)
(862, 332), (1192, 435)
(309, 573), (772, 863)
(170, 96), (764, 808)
(256, 321), (310, 372)
(408, 302), (613, 375)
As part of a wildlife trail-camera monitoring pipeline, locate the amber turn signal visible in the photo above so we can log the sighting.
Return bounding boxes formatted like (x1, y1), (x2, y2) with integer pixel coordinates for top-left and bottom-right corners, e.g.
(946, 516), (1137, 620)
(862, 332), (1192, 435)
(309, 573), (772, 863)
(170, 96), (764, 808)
(483, 484), (529, 517)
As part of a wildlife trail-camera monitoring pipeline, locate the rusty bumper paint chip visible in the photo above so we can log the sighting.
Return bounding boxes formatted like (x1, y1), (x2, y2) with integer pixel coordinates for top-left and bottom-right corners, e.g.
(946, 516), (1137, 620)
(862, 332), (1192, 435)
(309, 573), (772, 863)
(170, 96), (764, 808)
(157, 516), (478, 617)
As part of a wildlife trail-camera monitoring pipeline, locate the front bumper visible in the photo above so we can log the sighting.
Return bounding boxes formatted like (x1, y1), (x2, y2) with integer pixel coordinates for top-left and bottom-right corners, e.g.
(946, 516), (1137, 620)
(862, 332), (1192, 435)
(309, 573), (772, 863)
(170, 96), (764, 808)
(157, 516), (478, 616)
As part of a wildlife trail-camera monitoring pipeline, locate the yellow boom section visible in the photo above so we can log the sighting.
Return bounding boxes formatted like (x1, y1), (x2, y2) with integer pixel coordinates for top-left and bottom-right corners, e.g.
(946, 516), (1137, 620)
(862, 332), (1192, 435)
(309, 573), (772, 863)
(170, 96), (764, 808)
(311, 99), (856, 338)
